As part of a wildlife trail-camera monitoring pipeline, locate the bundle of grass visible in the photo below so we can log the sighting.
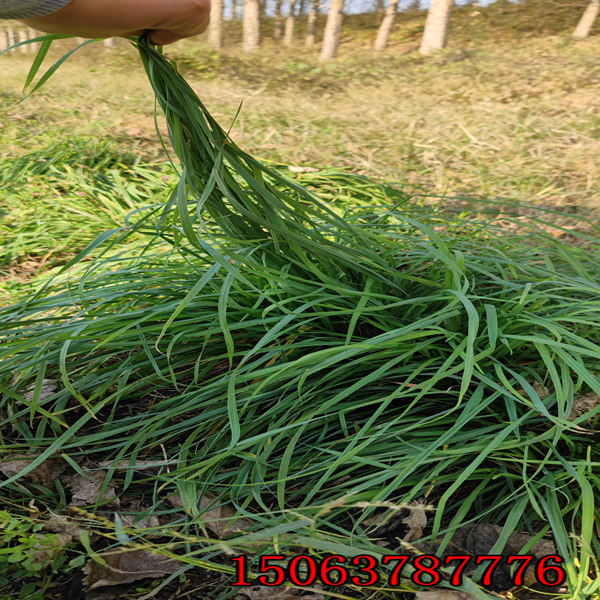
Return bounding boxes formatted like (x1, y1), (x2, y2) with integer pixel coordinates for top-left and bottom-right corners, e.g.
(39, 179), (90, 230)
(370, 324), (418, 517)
(0, 35), (599, 599)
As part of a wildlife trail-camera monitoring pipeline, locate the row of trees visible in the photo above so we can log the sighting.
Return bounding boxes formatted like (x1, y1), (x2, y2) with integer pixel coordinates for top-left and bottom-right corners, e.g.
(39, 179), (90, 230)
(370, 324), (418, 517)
(1, 0), (598, 59)
(0, 26), (39, 53)
(0, 27), (117, 53)
(207, 0), (424, 59)
(210, 0), (599, 59)
(205, 0), (452, 59)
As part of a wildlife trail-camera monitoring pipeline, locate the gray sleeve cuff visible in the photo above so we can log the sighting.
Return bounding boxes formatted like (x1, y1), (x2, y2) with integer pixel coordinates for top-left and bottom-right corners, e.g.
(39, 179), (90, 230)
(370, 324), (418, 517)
(0, 0), (71, 19)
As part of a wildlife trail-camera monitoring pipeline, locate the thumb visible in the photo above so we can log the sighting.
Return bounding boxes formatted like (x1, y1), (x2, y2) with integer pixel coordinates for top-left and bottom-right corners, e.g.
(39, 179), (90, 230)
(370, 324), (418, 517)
(149, 29), (186, 45)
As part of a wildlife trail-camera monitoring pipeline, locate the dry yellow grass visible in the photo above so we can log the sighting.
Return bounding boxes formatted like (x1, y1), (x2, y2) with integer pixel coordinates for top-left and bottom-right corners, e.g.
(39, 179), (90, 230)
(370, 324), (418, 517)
(1, 31), (599, 213)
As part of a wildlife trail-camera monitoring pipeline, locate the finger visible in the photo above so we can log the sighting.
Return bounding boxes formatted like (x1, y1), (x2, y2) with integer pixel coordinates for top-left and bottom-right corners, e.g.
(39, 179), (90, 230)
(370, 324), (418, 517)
(149, 29), (186, 45)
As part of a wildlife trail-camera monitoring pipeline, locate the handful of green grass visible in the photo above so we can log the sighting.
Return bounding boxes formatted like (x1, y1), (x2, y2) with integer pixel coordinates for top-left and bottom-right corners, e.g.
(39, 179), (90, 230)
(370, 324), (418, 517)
(136, 37), (420, 294)
(0, 35), (599, 599)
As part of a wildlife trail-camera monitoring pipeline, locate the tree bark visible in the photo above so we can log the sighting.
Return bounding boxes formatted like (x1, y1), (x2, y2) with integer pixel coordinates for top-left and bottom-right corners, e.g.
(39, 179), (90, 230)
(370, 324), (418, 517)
(23, 27), (41, 52)
(243, 0), (261, 51)
(209, 0), (224, 49)
(0, 27), (6, 52)
(572, 0), (599, 38)
(19, 27), (30, 53)
(419, 0), (453, 55)
(284, 0), (298, 46)
(305, 0), (319, 46)
(273, 0), (283, 39)
(299, 0), (306, 15)
(374, 0), (399, 51)
(319, 0), (344, 61)
(6, 24), (16, 53)
(28, 27), (42, 51)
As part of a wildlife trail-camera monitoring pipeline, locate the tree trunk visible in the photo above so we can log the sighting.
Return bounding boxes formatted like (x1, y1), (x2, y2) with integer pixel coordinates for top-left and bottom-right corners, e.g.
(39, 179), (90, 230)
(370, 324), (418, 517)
(243, 0), (261, 51)
(319, 0), (344, 61)
(305, 0), (319, 46)
(28, 27), (42, 51)
(22, 27), (39, 52)
(572, 0), (599, 38)
(273, 0), (283, 39)
(299, 0), (306, 15)
(234, 0), (243, 20)
(19, 28), (30, 53)
(0, 27), (6, 52)
(209, 0), (224, 49)
(419, 0), (453, 55)
(284, 0), (298, 46)
(374, 0), (399, 50)
(6, 24), (16, 53)
(375, 0), (385, 25)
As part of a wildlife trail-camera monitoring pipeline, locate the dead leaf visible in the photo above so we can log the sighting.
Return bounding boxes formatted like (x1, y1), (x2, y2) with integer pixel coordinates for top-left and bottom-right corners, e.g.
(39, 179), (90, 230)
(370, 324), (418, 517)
(118, 506), (160, 535)
(330, 474), (352, 487)
(443, 524), (556, 590)
(68, 470), (119, 508)
(450, 523), (555, 556)
(402, 499), (428, 542)
(363, 500), (432, 546)
(23, 378), (57, 402)
(83, 549), (183, 590)
(570, 392), (600, 420)
(97, 459), (178, 472)
(167, 494), (251, 537)
(532, 382), (551, 398)
(514, 382), (551, 399)
(287, 165), (320, 173)
(363, 511), (391, 529)
(199, 496), (252, 537)
(505, 530), (555, 558)
(44, 514), (88, 542)
(235, 583), (324, 599)
(32, 532), (72, 564)
(0, 456), (67, 486)
(166, 492), (184, 509)
(416, 592), (477, 600)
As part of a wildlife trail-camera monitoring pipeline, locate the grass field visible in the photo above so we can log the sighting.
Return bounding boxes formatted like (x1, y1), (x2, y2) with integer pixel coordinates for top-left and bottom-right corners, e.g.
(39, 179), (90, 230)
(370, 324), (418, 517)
(1, 2), (599, 292)
(0, 2), (599, 600)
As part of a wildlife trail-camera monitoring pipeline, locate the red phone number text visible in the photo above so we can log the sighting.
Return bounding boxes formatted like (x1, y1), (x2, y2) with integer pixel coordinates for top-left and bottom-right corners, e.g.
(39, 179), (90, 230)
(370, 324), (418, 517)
(232, 553), (566, 588)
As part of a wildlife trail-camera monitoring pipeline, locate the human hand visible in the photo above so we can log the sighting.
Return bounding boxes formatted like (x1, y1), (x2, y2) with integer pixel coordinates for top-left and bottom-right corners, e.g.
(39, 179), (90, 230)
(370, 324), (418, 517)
(21, 0), (210, 45)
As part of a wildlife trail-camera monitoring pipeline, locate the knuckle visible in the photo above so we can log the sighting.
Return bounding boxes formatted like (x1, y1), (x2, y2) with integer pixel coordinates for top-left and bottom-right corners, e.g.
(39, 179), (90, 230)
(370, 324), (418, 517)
(189, 0), (211, 15)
